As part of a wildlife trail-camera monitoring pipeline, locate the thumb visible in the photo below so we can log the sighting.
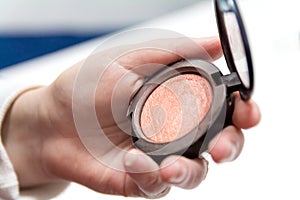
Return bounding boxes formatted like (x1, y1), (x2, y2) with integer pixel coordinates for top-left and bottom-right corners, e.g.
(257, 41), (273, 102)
(123, 149), (171, 198)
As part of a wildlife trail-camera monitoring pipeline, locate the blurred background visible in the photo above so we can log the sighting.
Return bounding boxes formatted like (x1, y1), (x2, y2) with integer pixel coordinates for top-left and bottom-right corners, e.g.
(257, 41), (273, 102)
(0, 0), (199, 69)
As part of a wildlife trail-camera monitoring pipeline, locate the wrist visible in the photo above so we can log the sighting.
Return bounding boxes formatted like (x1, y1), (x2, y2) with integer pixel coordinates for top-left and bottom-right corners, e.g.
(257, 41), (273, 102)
(1, 86), (57, 187)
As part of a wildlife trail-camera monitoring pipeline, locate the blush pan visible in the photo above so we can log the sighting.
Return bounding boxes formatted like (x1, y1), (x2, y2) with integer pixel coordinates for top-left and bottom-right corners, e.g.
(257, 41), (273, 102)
(141, 74), (212, 143)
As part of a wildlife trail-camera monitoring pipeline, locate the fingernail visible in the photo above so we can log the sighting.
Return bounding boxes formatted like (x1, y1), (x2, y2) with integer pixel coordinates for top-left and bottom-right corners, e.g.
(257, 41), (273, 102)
(125, 149), (158, 173)
(169, 162), (187, 184)
(220, 141), (238, 163)
(202, 159), (209, 180)
(203, 159), (209, 168)
(125, 150), (138, 167)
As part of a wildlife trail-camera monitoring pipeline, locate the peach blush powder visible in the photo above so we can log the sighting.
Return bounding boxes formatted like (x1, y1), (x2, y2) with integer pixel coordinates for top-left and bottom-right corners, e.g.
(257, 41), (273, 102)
(140, 74), (212, 143)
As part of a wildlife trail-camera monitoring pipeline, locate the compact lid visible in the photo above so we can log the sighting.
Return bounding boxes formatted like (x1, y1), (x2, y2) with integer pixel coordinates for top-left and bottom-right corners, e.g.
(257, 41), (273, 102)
(215, 0), (254, 100)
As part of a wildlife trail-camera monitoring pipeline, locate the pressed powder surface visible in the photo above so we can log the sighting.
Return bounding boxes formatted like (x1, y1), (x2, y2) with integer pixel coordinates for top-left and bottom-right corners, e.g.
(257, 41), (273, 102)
(140, 74), (212, 143)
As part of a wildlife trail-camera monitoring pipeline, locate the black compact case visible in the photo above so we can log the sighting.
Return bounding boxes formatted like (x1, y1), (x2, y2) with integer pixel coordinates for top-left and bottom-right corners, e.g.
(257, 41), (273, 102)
(127, 0), (254, 163)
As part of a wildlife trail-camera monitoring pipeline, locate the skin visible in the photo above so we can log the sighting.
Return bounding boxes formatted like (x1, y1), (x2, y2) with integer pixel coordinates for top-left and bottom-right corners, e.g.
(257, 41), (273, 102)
(1, 37), (260, 198)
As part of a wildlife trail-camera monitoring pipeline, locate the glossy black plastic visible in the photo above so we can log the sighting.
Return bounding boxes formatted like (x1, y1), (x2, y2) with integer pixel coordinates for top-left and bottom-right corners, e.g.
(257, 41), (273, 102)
(215, 0), (254, 100)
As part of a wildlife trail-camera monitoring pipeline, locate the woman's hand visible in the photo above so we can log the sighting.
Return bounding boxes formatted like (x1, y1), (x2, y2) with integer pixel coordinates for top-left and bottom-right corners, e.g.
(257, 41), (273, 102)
(2, 36), (260, 198)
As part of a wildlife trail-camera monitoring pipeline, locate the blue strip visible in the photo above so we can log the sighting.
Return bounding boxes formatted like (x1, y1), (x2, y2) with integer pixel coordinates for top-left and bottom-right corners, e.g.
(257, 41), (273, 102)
(0, 33), (111, 69)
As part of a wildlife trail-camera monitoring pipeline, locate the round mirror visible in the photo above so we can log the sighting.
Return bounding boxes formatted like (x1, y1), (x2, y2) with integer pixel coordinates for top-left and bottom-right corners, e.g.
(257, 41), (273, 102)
(215, 0), (254, 100)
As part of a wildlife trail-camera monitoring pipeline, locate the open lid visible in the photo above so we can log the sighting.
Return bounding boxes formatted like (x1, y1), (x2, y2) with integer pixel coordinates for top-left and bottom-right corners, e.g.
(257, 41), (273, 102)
(215, 0), (254, 101)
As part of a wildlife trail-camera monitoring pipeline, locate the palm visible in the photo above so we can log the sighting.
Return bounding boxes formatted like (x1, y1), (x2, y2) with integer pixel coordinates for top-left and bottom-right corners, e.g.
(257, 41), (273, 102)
(43, 114), (139, 195)
(43, 60), (145, 195)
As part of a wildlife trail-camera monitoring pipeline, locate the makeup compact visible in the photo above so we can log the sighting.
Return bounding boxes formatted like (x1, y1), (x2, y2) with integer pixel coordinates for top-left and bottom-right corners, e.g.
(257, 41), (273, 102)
(127, 0), (254, 163)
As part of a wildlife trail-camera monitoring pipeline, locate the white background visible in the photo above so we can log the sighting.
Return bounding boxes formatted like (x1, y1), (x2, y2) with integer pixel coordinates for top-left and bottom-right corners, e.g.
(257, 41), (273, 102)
(2, 0), (300, 199)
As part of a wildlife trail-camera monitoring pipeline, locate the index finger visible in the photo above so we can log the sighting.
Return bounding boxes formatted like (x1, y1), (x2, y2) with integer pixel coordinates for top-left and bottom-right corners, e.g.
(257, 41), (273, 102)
(117, 37), (222, 74)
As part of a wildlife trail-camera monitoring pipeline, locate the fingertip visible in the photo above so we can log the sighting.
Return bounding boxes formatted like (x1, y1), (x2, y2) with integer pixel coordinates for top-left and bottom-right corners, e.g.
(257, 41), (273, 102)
(160, 156), (182, 183)
(124, 149), (158, 173)
(209, 138), (231, 163)
(193, 37), (223, 60)
(160, 156), (208, 189)
(248, 99), (262, 126)
(209, 126), (244, 163)
(233, 95), (261, 129)
(124, 149), (170, 198)
(210, 139), (238, 163)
